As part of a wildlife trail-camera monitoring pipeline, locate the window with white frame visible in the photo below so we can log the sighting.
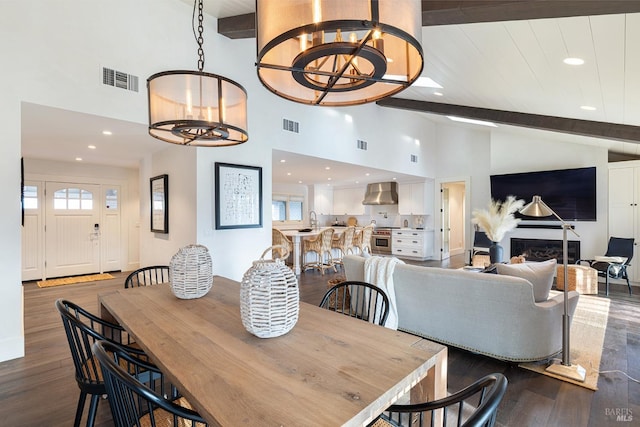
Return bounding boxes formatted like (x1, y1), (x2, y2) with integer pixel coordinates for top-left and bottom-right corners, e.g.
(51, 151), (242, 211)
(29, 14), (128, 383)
(272, 194), (304, 222)
(53, 188), (94, 210)
(23, 185), (38, 209)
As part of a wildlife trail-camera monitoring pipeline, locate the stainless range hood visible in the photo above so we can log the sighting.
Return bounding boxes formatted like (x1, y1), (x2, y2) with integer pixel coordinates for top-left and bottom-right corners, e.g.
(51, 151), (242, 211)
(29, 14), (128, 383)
(362, 182), (399, 205)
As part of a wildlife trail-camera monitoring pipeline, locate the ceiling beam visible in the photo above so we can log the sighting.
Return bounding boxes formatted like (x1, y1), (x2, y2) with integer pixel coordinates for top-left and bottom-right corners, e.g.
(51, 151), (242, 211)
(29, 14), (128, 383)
(218, 1), (640, 39)
(376, 98), (640, 143)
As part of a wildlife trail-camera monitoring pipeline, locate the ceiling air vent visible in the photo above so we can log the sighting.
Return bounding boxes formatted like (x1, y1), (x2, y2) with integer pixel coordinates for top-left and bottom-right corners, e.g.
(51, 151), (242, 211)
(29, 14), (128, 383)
(102, 67), (139, 92)
(357, 139), (368, 150)
(410, 154), (418, 163)
(282, 118), (300, 133)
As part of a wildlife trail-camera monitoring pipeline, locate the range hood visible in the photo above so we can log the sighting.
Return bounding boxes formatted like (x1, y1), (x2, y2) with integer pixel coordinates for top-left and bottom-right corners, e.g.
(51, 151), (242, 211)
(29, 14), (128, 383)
(362, 182), (399, 205)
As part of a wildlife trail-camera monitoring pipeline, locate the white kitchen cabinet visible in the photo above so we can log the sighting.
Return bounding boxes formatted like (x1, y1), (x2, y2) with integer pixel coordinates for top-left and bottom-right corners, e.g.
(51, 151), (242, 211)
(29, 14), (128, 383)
(392, 229), (433, 260)
(398, 180), (434, 215)
(608, 163), (640, 281)
(313, 185), (333, 215)
(333, 187), (365, 215)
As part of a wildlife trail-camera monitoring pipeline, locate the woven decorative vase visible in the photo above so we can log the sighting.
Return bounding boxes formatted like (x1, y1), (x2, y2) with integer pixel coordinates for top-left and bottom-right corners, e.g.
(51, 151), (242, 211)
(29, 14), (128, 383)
(169, 244), (213, 299)
(240, 245), (299, 338)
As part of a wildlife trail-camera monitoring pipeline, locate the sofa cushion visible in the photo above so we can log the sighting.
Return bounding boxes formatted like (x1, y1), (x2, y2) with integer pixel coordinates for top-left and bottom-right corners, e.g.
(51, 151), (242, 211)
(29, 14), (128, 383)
(495, 259), (557, 302)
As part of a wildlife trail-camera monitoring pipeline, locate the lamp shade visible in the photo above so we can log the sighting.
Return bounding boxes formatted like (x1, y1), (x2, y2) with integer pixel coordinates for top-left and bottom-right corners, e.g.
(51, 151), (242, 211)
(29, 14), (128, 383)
(148, 71), (248, 146)
(520, 195), (554, 217)
(256, 0), (423, 106)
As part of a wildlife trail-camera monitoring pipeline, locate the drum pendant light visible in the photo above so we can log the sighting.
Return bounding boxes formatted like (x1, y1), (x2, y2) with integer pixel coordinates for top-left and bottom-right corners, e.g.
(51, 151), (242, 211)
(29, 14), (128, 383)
(147, 0), (248, 146)
(256, 0), (423, 106)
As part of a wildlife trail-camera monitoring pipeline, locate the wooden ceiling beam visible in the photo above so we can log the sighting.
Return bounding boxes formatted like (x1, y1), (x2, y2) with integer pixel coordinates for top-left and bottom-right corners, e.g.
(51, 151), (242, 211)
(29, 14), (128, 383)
(218, 1), (640, 39)
(376, 98), (640, 143)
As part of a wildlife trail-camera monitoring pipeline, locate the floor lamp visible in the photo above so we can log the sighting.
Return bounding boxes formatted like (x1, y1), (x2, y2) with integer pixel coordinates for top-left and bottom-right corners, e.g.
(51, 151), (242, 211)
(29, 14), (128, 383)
(520, 195), (586, 382)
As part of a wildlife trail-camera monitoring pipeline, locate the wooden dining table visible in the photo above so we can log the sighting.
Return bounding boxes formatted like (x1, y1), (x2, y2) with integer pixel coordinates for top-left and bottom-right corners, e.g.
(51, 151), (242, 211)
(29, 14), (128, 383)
(99, 276), (447, 426)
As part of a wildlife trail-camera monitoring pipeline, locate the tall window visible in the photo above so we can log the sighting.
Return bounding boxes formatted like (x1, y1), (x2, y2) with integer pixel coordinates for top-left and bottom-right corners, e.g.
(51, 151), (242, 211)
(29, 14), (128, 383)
(23, 185), (38, 209)
(272, 194), (304, 222)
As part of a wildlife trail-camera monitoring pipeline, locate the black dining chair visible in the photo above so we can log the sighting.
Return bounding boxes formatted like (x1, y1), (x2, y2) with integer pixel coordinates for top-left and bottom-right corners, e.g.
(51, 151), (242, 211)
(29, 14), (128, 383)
(369, 373), (508, 427)
(124, 265), (170, 288)
(577, 237), (634, 296)
(92, 340), (208, 427)
(55, 299), (147, 427)
(319, 281), (390, 326)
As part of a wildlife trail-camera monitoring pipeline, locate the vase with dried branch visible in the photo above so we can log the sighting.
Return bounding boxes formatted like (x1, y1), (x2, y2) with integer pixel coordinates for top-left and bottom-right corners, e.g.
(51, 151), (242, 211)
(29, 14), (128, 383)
(472, 195), (525, 263)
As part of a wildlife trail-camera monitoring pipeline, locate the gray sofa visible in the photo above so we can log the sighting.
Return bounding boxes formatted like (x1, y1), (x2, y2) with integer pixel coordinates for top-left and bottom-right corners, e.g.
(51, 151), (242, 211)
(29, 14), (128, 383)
(343, 255), (580, 362)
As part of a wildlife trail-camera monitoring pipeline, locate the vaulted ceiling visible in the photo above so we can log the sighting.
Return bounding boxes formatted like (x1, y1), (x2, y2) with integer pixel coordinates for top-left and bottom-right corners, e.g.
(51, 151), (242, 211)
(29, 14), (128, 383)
(216, 1), (640, 159)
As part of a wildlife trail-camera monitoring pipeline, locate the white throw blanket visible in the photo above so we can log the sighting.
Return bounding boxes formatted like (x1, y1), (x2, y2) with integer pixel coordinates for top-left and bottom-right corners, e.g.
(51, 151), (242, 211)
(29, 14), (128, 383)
(364, 256), (404, 329)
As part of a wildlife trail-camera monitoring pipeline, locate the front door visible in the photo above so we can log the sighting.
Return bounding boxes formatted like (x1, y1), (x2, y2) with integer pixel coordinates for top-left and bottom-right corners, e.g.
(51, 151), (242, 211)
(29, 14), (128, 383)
(45, 182), (101, 278)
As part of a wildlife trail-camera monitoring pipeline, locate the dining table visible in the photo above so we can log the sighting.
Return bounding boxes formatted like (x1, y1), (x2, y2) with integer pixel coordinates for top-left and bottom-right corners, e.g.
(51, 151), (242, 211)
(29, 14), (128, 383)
(99, 276), (448, 426)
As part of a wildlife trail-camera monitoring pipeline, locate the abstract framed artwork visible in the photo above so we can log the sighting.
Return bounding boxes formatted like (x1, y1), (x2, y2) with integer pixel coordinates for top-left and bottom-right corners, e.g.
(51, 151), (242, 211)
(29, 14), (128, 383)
(150, 174), (168, 233)
(215, 162), (262, 230)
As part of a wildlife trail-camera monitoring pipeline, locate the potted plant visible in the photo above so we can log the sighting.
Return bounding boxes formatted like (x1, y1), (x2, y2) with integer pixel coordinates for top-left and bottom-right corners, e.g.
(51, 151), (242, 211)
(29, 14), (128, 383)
(472, 195), (525, 263)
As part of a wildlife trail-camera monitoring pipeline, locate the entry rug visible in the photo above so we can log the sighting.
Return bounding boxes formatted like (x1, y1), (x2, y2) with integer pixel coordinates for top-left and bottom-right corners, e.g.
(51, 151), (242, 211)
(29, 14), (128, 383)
(519, 292), (610, 391)
(37, 273), (114, 288)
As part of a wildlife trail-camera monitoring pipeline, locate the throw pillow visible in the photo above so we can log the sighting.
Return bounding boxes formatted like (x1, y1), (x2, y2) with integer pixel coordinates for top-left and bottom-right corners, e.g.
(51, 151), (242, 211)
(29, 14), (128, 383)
(495, 259), (557, 302)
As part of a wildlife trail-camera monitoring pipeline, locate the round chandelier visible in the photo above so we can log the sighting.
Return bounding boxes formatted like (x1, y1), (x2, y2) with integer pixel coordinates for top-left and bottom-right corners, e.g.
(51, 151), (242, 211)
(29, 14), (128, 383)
(256, 0), (423, 107)
(147, 0), (248, 146)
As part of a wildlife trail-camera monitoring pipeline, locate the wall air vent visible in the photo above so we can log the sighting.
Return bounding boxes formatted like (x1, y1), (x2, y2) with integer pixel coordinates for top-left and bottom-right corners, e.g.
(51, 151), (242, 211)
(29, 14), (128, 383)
(357, 139), (368, 150)
(102, 67), (139, 92)
(282, 118), (300, 133)
(410, 154), (418, 163)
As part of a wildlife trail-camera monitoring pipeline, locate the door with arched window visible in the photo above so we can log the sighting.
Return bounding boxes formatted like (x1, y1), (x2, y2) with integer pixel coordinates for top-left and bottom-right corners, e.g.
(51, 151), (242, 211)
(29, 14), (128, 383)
(44, 182), (101, 278)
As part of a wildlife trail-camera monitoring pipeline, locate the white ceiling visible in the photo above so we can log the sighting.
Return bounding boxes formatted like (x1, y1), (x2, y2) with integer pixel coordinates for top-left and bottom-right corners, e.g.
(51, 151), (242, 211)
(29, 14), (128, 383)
(21, 1), (640, 181)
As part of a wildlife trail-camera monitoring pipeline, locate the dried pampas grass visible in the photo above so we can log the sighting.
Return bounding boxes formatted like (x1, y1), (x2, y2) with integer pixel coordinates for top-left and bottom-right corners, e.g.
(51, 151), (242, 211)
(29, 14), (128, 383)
(472, 196), (525, 242)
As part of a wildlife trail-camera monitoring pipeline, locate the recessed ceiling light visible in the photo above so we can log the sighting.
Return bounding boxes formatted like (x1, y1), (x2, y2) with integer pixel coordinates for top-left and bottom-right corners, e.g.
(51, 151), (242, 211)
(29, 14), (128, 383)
(365, 173), (370, 176)
(75, 157), (83, 161)
(411, 76), (443, 88)
(446, 116), (497, 127)
(580, 105), (596, 111)
(298, 180), (303, 184)
(563, 57), (584, 65)
(287, 172), (292, 176)
(327, 177), (332, 181)
(433, 91), (443, 97)
(392, 177), (397, 180)
(280, 159), (286, 163)
(102, 130), (112, 135)
(325, 166), (331, 170)
(88, 145), (96, 149)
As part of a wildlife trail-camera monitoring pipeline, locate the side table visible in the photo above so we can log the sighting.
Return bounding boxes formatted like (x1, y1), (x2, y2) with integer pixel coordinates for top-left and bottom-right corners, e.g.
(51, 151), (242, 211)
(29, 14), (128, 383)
(556, 264), (598, 294)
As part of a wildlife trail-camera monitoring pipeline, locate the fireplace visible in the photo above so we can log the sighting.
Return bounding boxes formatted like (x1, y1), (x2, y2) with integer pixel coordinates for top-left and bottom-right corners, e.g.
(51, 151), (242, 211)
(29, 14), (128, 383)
(511, 238), (580, 264)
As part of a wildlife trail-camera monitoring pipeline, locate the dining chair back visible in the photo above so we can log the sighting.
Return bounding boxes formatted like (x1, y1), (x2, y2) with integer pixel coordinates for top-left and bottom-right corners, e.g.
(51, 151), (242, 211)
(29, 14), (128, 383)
(92, 340), (207, 427)
(370, 373), (508, 427)
(319, 281), (390, 326)
(55, 299), (145, 427)
(124, 265), (170, 288)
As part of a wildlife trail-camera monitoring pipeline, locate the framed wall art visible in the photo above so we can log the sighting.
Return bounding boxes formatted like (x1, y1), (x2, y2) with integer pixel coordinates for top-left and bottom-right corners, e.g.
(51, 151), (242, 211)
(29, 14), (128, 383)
(215, 162), (262, 230)
(150, 174), (169, 233)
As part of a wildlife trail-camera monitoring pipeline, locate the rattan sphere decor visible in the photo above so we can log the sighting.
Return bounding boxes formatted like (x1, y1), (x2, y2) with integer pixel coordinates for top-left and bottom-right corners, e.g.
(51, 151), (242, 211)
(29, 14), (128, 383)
(241, 245), (299, 338)
(169, 244), (213, 299)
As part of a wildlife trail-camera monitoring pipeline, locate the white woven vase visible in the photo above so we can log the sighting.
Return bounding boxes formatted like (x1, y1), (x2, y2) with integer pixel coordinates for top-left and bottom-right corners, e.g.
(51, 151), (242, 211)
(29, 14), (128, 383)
(170, 244), (213, 299)
(240, 245), (299, 338)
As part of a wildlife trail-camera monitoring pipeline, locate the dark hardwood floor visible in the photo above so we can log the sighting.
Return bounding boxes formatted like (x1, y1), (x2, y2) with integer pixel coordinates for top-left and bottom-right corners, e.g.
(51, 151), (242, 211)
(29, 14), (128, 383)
(1, 255), (638, 426)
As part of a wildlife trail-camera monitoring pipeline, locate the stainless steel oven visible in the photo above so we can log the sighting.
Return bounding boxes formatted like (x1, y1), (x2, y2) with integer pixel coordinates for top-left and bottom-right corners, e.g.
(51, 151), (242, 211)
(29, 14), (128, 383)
(371, 228), (392, 254)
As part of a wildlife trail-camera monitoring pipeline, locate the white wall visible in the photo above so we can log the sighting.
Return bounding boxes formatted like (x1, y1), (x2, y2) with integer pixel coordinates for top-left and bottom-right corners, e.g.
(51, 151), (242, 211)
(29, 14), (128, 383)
(0, 0), (210, 361)
(433, 123), (608, 261)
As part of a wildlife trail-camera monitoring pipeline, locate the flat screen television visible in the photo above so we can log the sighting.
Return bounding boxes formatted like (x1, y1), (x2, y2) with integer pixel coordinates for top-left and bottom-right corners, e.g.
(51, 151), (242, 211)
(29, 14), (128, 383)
(490, 166), (596, 221)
